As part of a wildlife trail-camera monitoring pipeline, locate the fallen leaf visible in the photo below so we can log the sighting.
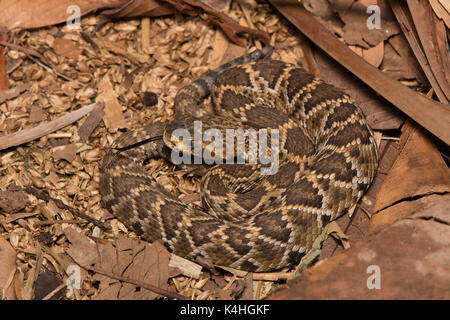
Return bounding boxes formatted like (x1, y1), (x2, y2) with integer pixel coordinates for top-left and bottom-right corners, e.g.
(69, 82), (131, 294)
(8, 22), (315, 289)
(337, 0), (401, 47)
(374, 121), (450, 212)
(168, 254), (202, 279)
(349, 41), (384, 68)
(326, 221), (350, 250)
(52, 143), (77, 162)
(77, 102), (104, 142)
(369, 193), (450, 234)
(269, 218), (450, 299)
(64, 227), (171, 300)
(0, 0), (127, 30)
(52, 38), (83, 61)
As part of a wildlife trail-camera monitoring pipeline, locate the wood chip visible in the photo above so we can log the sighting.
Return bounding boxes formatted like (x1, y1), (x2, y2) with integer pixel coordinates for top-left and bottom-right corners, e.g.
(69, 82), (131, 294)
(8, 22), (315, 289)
(52, 38), (83, 61)
(97, 75), (128, 133)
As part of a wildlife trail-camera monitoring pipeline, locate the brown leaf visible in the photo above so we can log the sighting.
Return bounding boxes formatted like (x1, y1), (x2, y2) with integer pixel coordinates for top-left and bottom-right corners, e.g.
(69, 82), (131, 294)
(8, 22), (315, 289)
(429, 0), (450, 29)
(385, 34), (428, 84)
(374, 121), (450, 212)
(77, 102), (104, 142)
(349, 41), (384, 68)
(64, 228), (171, 300)
(269, 217), (450, 299)
(407, 0), (450, 102)
(52, 143), (77, 162)
(33, 270), (64, 300)
(52, 38), (83, 61)
(0, 0), (128, 30)
(369, 194), (450, 235)
(337, 0), (401, 47)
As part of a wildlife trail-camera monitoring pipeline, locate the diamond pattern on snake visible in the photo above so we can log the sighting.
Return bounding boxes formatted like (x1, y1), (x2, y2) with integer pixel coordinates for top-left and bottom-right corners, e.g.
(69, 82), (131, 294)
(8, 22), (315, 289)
(100, 48), (378, 272)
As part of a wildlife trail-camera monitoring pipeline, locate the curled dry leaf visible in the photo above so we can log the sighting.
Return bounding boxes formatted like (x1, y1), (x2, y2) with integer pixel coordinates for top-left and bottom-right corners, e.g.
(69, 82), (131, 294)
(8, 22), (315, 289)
(374, 121), (450, 213)
(64, 227), (172, 300)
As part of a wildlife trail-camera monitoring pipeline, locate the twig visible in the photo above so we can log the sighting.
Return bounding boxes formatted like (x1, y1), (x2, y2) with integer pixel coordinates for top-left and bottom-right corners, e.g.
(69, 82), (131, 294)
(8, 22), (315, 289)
(25, 186), (111, 232)
(0, 40), (49, 64)
(380, 136), (401, 141)
(42, 283), (66, 300)
(28, 55), (85, 86)
(0, 40), (85, 86)
(238, 0), (262, 49)
(159, 0), (270, 47)
(33, 219), (86, 227)
(80, 32), (100, 51)
(0, 102), (101, 150)
(87, 265), (188, 300)
(252, 272), (293, 281)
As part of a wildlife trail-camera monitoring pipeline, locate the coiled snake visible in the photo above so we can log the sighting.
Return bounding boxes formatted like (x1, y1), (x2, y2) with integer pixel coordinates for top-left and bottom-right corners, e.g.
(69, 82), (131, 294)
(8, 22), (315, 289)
(100, 48), (378, 272)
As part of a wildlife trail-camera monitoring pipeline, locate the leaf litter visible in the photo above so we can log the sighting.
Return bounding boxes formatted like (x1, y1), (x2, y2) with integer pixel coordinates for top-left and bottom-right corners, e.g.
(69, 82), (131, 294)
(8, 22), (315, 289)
(0, 0), (449, 300)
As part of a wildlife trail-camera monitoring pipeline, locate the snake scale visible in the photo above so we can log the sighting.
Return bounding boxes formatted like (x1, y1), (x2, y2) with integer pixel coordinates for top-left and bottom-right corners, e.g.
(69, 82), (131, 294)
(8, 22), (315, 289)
(100, 48), (378, 272)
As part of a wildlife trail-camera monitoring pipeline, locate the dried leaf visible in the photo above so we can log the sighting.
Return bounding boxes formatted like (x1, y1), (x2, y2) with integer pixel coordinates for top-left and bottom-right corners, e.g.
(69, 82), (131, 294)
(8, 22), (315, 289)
(326, 221), (350, 250)
(77, 103), (104, 142)
(270, 218), (450, 299)
(64, 227), (171, 300)
(430, 0), (450, 29)
(0, 0), (127, 30)
(52, 38), (83, 61)
(337, 0), (401, 47)
(52, 143), (77, 162)
(374, 121), (450, 212)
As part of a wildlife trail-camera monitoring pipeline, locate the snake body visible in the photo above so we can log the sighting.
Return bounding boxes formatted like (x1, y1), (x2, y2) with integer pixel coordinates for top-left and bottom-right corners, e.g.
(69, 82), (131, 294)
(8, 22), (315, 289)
(100, 49), (378, 272)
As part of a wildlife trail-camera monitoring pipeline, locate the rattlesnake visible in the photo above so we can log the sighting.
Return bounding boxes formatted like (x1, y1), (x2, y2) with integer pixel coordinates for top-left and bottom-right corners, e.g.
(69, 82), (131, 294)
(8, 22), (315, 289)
(100, 48), (378, 272)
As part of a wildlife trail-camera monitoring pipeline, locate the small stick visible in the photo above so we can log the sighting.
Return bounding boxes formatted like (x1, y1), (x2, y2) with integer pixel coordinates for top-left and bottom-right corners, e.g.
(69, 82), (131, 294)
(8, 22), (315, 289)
(0, 40), (84, 85)
(42, 283), (66, 300)
(25, 186), (111, 231)
(0, 40), (49, 64)
(27, 55), (85, 86)
(0, 102), (101, 150)
(33, 219), (85, 227)
(87, 265), (188, 300)
(252, 272), (293, 281)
